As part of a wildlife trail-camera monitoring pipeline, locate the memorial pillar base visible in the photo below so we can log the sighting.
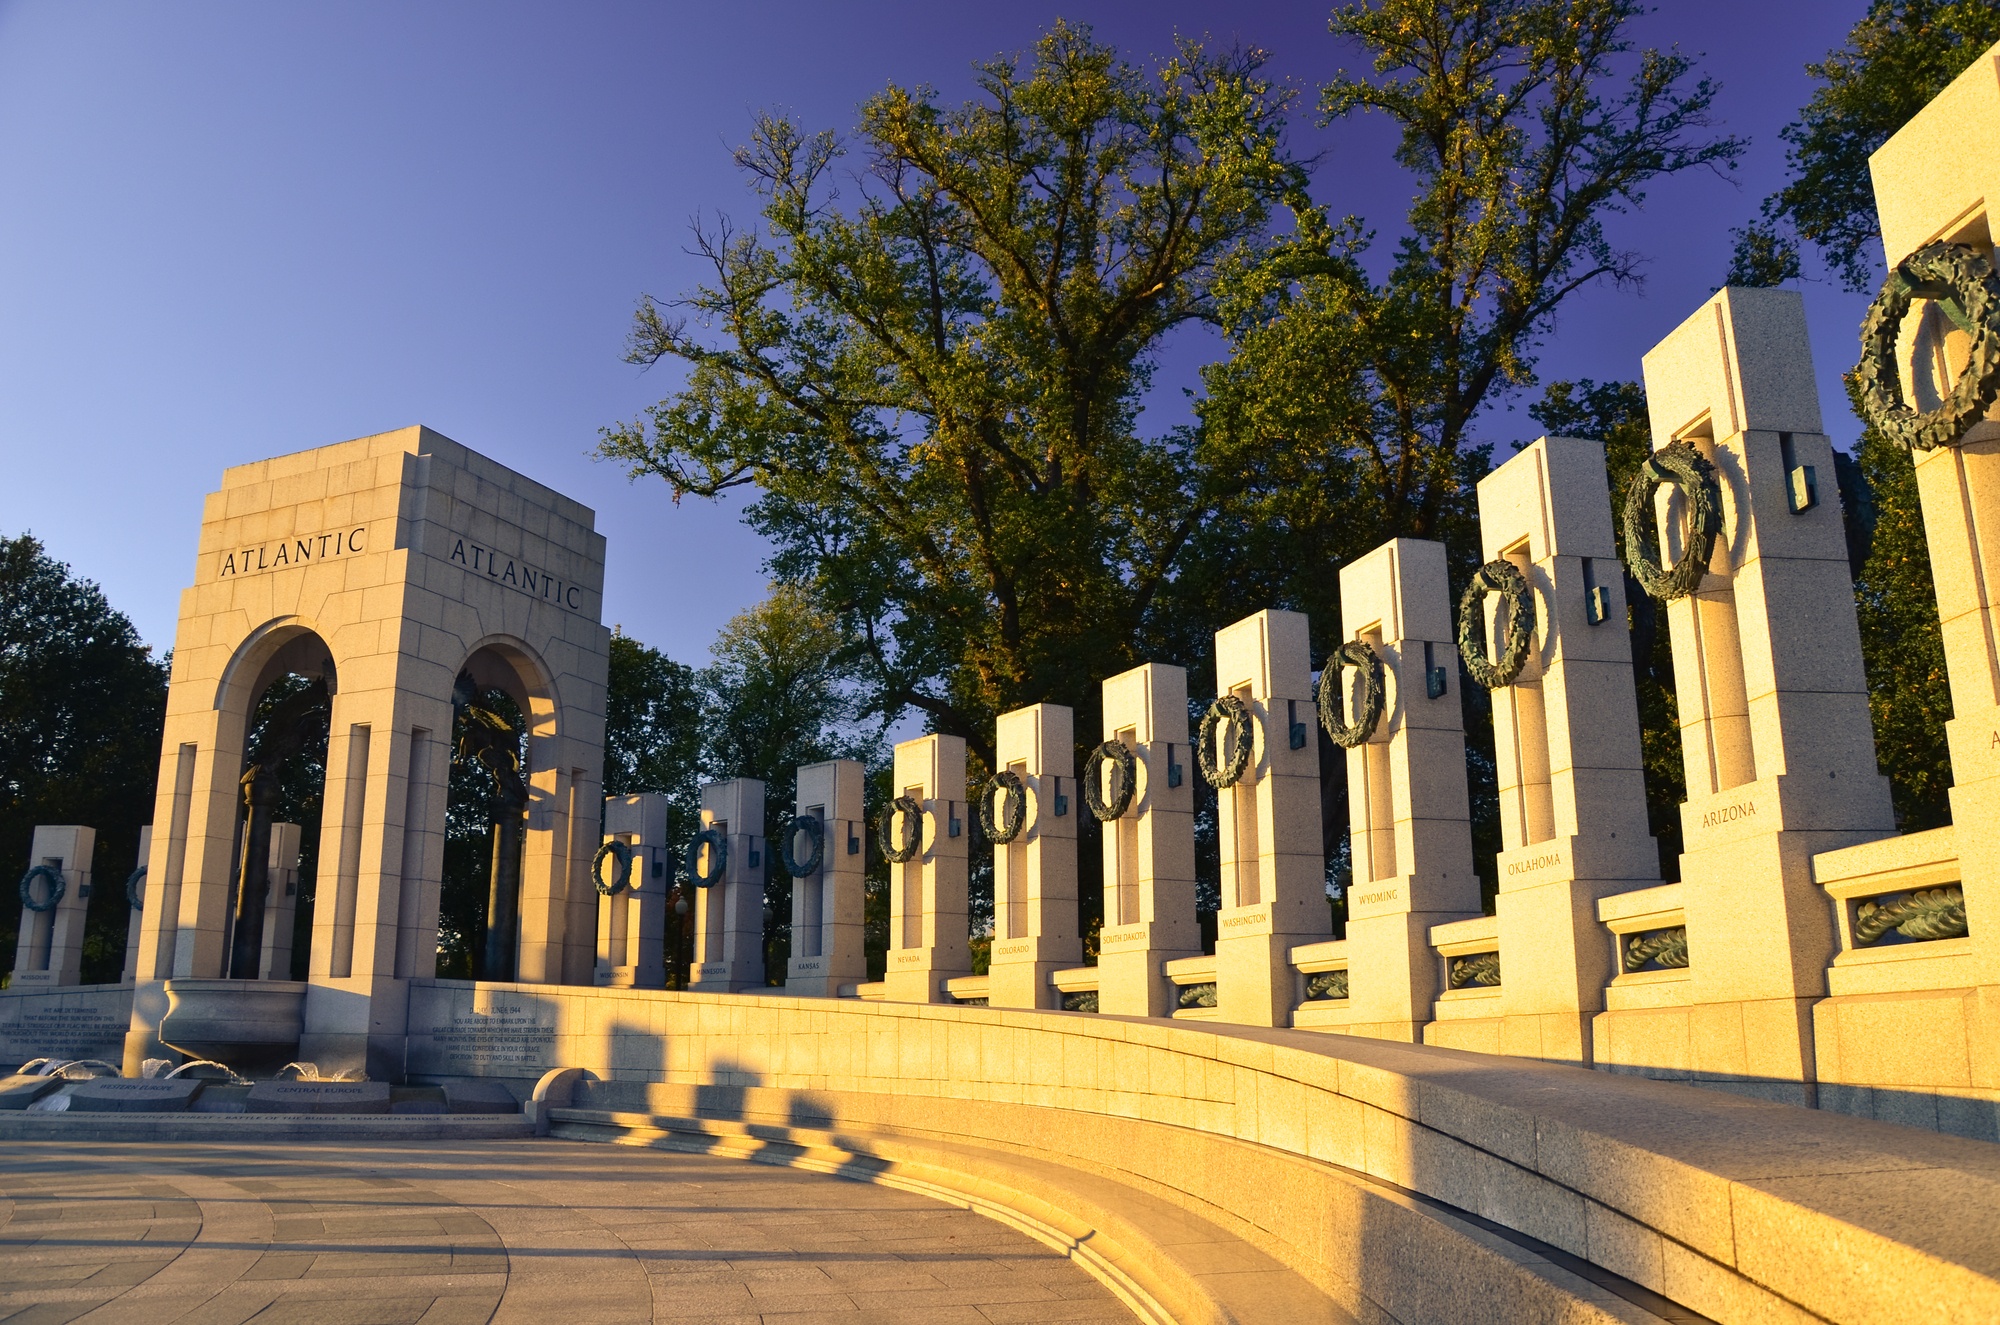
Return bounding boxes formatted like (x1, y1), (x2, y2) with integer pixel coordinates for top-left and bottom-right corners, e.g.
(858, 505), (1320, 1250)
(1315, 907), (1472, 1043)
(1215, 906), (1317, 1028)
(987, 944), (1065, 1011)
(688, 964), (763, 995)
(884, 952), (953, 1004)
(1097, 922), (1198, 1018)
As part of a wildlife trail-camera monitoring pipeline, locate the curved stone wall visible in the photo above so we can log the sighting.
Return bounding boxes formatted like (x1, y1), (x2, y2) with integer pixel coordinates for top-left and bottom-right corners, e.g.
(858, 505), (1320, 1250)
(408, 979), (2000, 1325)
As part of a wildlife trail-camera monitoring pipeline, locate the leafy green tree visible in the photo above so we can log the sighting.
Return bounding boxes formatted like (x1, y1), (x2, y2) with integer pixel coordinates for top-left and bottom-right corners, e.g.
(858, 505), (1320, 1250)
(604, 11), (1744, 940)
(1847, 407), (1953, 831)
(604, 630), (703, 807)
(0, 534), (168, 983)
(1188, 0), (1745, 638)
(598, 22), (1305, 762)
(1181, 0), (1742, 908)
(1727, 0), (2000, 290)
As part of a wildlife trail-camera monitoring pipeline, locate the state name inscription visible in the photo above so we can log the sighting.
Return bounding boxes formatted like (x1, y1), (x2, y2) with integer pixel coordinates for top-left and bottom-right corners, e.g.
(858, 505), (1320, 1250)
(427, 1005), (555, 1071)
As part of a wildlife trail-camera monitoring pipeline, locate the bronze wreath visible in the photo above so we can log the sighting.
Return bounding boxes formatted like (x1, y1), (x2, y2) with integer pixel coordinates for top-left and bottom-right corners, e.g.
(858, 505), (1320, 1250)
(592, 840), (634, 896)
(1855, 241), (2000, 451)
(125, 865), (147, 911)
(1622, 441), (1723, 602)
(879, 795), (924, 864)
(779, 813), (825, 877)
(977, 772), (1026, 843)
(1317, 639), (1385, 748)
(683, 828), (728, 887)
(18, 864), (63, 914)
(1082, 741), (1137, 821)
(1456, 560), (1537, 689)
(1197, 695), (1254, 788)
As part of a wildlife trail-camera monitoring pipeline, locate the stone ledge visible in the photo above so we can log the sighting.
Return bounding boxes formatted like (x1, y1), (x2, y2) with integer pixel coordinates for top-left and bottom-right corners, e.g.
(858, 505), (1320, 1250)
(0, 1112), (530, 1143)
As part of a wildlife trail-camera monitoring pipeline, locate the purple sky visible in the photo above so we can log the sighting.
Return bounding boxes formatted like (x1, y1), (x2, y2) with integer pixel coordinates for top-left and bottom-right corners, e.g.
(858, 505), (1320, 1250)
(0, 1), (1871, 663)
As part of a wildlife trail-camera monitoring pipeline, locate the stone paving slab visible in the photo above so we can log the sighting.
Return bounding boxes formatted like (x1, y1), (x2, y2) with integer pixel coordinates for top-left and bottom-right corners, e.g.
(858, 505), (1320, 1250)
(0, 1137), (1133, 1324)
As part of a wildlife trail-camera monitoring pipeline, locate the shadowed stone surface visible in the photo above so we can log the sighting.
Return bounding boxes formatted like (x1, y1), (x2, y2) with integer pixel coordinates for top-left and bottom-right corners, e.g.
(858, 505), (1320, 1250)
(67, 1078), (204, 1112)
(0, 1136), (1133, 1324)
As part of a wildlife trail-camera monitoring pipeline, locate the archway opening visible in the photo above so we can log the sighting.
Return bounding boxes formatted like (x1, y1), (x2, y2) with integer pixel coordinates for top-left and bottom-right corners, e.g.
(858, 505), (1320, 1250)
(228, 631), (335, 981)
(438, 664), (533, 980)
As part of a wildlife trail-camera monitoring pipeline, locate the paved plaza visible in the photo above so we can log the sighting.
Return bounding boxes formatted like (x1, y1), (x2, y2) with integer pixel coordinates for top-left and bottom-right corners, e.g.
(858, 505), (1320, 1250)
(0, 1137), (1134, 1325)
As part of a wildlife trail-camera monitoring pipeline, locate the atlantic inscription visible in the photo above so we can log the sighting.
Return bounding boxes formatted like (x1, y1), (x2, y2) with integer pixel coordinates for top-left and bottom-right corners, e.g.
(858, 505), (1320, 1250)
(447, 539), (585, 611)
(217, 527), (367, 579)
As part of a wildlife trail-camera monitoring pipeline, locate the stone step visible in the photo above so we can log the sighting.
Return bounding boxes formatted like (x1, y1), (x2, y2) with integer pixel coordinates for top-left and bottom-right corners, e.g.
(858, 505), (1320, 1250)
(552, 1104), (1328, 1325)
(554, 1103), (1692, 1325)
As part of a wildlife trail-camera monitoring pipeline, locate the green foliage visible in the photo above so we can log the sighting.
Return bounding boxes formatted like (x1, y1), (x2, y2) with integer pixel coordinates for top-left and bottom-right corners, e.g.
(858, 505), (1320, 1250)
(1730, 0), (2000, 291)
(1192, 0), (1743, 629)
(1529, 380), (1685, 878)
(1188, 2), (1738, 908)
(0, 534), (168, 984)
(1722, 224), (1801, 289)
(604, 631), (703, 807)
(606, 12), (1743, 940)
(598, 22), (1305, 760)
(1849, 423), (1953, 830)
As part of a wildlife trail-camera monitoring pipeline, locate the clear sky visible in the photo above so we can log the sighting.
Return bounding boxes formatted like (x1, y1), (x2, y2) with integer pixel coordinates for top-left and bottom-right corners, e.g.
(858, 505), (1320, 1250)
(0, 1), (1870, 663)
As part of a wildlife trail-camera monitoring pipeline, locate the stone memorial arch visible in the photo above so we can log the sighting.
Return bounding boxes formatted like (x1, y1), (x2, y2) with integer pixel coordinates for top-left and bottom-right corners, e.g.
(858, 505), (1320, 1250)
(123, 426), (609, 1079)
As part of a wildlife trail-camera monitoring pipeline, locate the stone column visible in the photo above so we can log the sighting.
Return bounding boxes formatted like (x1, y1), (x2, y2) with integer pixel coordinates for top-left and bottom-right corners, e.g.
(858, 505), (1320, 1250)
(1096, 665), (1199, 1017)
(259, 822), (302, 982)
(1817, 57), (2000, 1128)
(301, 696), (434, 1079)
(597, 793), (669, 989)
(519, 762), (598, 987)
(124, 730), (206, 1072)
(391, 726), (448, 983)
(1615, 286), (1893, 1103)
(164, 718), (245, 985)
(987, 705), (1079, 1010)
(299, 703), (459, 1079)
(1427, 439), (1659, 1064)
(688, 778), (766, 992)
(1318, 539), (1481, 1041)
(1212, 610), (1329, 1026)
(122, 826), (151, 982)
(885, 734), (969, 1004)
(785, 760), (868, 997)
(13, 826), (95, 988)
